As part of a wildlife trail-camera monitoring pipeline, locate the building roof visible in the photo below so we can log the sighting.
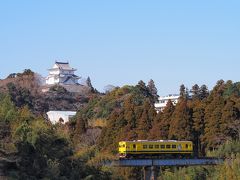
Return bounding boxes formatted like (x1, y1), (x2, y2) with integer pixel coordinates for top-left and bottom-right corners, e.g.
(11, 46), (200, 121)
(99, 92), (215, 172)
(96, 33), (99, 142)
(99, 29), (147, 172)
(57, 61), (76, 70)
(48, 61), (76, 71)
(47, 110), (76, 115)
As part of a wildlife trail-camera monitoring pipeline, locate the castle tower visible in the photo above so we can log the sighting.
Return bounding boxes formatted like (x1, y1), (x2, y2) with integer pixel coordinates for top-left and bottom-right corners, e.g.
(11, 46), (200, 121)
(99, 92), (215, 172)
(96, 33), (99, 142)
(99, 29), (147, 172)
(46, 61), (80, 85)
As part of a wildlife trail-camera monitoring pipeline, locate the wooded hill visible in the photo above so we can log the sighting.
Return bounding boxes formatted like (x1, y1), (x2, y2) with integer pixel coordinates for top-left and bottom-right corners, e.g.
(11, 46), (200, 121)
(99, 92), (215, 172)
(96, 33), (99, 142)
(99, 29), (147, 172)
(1, 69), (240, 179)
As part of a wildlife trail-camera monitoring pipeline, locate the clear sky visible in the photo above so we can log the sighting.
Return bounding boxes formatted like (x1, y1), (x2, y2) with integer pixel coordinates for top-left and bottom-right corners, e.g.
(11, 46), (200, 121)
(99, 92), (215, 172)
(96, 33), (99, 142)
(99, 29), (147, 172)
(0, 1), (239, 94)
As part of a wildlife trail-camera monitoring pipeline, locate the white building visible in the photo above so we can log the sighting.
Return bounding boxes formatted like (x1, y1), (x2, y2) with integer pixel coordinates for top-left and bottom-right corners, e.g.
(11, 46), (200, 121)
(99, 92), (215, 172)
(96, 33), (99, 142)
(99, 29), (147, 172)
(154, 94), (179, 112)
(47, 111), (76, 124)
(46, 61), (80, 85)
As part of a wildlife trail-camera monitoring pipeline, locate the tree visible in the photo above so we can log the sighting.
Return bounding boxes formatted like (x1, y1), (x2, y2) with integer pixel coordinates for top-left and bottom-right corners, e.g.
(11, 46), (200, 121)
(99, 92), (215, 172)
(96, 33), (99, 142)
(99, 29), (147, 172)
(150, 100), (175, 140)
(203, 92), (225, 149)
(191, 84), (200, 100)
(123, 95), (137, 130)
(221, 99), (239, 139)
(199, 85), (209, 100)
(180, 84), (186, 97)
(136, 80), (150, 98)
(192, 100), (205, 155)
(7, 82), (33, 109)
(74, 114), (87, 135)
(168, 99), (193, 140)
(86, 76), (95, 92)
(179, 84), (189, 99)
(0, 95), (17, 122)
(147, 79), (159, 103)
(137, 100), (156, 139)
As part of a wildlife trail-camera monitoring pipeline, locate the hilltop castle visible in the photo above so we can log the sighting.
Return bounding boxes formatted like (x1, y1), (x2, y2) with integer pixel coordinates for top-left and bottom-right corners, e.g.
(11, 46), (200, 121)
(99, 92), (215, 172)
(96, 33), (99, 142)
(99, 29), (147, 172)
(42, 61), (91, 93)
(46, 61), (80, 85)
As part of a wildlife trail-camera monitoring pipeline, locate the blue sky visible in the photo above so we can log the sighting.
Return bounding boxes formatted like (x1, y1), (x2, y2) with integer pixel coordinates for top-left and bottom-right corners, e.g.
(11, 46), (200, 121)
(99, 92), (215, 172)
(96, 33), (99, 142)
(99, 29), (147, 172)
(0, 1), (239, 94)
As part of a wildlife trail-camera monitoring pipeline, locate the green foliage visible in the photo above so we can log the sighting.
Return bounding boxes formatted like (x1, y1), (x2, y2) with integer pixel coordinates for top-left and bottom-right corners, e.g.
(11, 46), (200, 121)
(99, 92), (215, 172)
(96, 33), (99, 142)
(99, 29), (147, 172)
(209, 153), (240, 180)
(7, 82), (34, 109)
(0, 94), (17, 122)
(161, 166), (208, 180)
(207, 140), (240, 158)
(3, 77), (240, 179)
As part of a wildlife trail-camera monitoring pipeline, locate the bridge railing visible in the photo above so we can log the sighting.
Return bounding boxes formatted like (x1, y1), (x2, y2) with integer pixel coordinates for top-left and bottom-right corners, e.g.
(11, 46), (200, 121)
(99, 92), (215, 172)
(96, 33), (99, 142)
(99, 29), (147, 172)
(110, 158), (223, 167)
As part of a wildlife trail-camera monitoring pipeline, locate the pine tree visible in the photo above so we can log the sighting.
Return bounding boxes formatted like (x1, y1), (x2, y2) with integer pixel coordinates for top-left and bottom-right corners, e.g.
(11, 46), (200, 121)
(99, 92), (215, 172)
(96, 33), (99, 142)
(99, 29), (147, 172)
(150, 100), (175, 140)
(203, 93), (225, 149)
(123, 95), (136, 129)
(147, 79), (159, 103)
(86, 76), (95, 92)
(191, 84), (200, 100)
(168, 99), (193, 140)
(137, 109), (149, 139)
(192, 99), (205, 155)
(180, 84), (186, 98)
(136, 80), (150, 98)
(137, 100), (155, 139)
(199, 84), (209, 100)
(221, 99), (239, 139)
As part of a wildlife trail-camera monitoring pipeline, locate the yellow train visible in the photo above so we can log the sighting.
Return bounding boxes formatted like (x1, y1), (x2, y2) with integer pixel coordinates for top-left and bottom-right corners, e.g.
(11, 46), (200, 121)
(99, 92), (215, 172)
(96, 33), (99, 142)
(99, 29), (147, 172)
(119, 140), (193, 159)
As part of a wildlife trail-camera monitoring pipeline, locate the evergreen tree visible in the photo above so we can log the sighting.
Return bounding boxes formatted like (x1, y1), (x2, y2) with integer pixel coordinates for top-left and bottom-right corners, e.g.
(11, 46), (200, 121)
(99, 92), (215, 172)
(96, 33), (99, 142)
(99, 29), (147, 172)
(123, 95), (136, 129)
(179, 84), (189, 99)
(180, 84), (186, 97)
(122, 95), (138, 140)
(203, 91), (225, 149)
(199, 84), (209, 100)
(191, 84), (200, 100)
(136, 80), (151, 98)
(86, 76), (95, 92)
(192, 99), (205, 155)
(221, 99), (239, 139)
(137, 109), (149, 139)
(168, 99), (193, 140)
(147, 79), (159, 103)
(150, 100), (175, 140)
(137, 100), (156, 139)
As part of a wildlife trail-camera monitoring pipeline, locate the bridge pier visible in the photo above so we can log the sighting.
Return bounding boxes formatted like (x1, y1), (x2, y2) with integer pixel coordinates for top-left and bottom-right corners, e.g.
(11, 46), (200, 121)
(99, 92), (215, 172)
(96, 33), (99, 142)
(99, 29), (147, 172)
(143, 166), (157, 180)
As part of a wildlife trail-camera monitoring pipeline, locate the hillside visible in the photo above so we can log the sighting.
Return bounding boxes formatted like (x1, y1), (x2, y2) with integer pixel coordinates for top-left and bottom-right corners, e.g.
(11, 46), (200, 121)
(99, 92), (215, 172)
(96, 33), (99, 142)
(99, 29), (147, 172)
(0, 69), (97, 115)
(1, 73), (240, 179)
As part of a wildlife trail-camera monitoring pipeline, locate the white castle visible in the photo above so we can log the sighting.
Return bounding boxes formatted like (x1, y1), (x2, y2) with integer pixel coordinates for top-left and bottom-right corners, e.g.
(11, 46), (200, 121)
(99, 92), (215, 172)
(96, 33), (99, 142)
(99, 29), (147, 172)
(46, 61), (80, 85)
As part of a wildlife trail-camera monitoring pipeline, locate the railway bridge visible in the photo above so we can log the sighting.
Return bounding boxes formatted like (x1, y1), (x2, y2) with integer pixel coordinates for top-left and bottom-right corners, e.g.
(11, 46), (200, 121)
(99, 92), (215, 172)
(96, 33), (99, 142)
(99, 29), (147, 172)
(109, 158), (223, 180)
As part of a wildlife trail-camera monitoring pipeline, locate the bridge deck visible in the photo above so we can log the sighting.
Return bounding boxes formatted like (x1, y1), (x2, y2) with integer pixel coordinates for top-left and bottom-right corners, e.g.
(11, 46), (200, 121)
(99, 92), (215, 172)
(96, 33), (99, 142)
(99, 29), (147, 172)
(110, 158), (223, 167)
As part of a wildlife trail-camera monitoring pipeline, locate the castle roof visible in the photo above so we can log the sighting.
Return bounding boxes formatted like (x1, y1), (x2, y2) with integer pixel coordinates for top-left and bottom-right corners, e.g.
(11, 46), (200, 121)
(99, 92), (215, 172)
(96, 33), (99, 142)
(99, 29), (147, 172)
(48, 61), (76, 71)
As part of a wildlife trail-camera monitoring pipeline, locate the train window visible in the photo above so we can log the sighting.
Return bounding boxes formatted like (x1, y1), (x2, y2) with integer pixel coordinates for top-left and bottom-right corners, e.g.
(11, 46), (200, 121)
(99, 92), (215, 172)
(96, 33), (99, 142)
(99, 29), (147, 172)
(166, 145), (171, 149)
(133, 144), (136, 148)
(143, 145), (147, 149)
(172, 145), (176, 149)
(186, 144), (189, 148)
(149, 145), (153, 149)
(160, 145), (165, 149)
(155, 145), (159, 149)
(178, 144), (182, 150)
(123, 144), (125, 148)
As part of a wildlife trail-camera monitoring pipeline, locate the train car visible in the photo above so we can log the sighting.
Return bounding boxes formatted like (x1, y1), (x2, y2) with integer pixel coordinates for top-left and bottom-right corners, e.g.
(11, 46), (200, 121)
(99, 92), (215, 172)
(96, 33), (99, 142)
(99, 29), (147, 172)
(118, 140), (193, 159)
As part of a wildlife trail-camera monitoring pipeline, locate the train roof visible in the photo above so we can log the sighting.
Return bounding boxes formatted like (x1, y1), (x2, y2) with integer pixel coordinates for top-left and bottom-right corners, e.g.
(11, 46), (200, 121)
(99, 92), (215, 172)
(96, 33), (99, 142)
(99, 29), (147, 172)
(119, 140), (192, 143)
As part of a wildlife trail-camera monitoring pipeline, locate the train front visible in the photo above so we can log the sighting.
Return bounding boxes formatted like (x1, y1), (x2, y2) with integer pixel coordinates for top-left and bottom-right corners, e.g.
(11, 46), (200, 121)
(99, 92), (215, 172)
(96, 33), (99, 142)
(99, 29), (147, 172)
(118, 141), (127, 158)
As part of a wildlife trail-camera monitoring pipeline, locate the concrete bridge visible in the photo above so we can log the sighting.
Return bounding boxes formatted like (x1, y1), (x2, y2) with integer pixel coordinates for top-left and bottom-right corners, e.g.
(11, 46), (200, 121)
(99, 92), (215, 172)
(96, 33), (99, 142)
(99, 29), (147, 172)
(109, 158), (223, 180)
